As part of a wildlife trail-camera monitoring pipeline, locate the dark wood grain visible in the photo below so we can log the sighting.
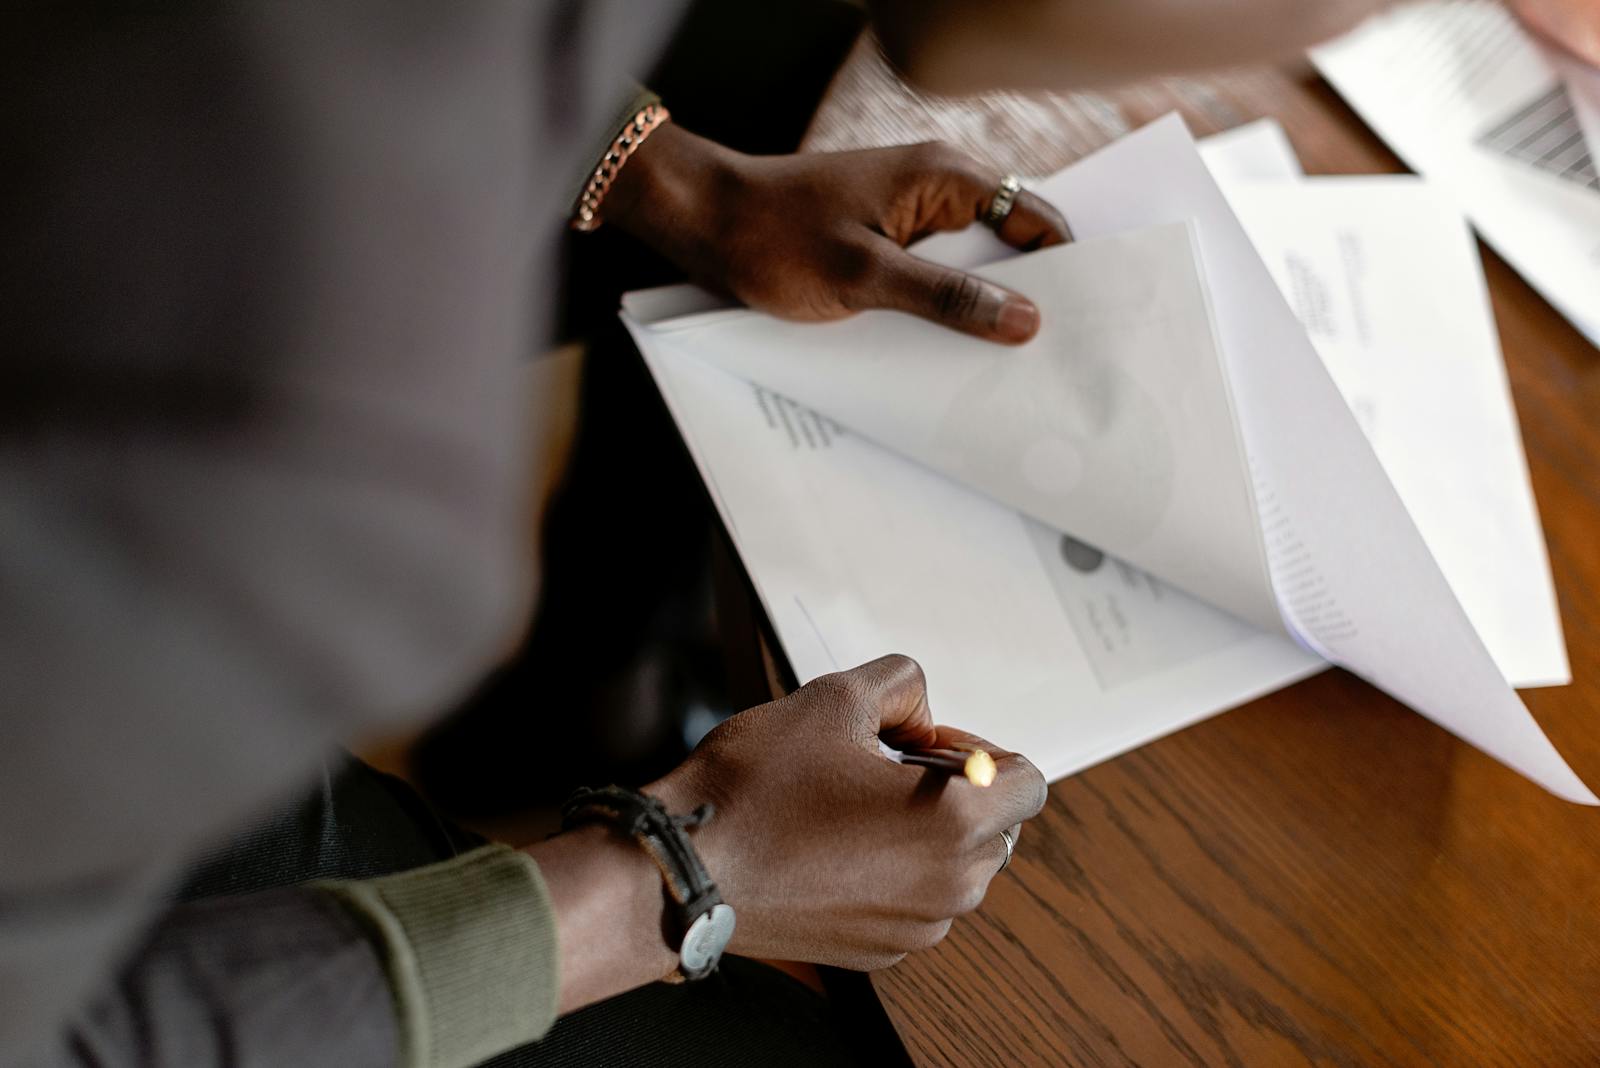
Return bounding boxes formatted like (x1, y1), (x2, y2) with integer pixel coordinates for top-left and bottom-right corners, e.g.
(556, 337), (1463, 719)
(779, 34), (1600, 1068)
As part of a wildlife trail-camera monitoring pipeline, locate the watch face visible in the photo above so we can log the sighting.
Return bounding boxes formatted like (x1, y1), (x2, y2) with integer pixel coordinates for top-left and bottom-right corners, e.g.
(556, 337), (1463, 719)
(679, 903), (736, 979)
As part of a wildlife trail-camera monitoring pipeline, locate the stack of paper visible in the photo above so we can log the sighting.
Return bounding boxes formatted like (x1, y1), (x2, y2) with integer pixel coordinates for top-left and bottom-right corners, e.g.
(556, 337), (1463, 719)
(623, 115), (1595, 805)
(1313, 0), (1600, 345)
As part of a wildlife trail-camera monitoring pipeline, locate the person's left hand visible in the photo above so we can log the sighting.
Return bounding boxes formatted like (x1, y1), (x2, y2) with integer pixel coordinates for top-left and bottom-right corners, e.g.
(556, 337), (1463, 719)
(604, 123), (1071, 344)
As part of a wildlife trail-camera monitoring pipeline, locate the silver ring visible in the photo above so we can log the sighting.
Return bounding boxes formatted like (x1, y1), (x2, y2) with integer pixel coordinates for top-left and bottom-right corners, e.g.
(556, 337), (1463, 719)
(997, 828), (1016, 873)
(985, 174), (1021, 229)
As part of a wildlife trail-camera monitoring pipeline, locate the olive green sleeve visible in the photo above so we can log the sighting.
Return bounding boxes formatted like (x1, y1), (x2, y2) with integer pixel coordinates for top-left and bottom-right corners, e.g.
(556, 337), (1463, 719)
(316, 844), (559, 1068)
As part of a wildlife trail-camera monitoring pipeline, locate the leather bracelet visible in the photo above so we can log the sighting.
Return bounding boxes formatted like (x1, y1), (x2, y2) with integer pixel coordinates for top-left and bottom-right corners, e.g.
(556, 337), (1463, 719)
(560, 785), (735, 981)
(569, 103), (671, 232)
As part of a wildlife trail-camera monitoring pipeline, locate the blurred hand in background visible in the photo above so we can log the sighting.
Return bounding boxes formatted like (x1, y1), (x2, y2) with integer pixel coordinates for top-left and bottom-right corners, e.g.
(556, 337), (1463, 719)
(1508, 0), (1600, 66)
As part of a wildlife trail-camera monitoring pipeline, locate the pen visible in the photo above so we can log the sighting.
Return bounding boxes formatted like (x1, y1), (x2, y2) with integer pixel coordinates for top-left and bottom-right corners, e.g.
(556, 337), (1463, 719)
(898, 747), (997, 787)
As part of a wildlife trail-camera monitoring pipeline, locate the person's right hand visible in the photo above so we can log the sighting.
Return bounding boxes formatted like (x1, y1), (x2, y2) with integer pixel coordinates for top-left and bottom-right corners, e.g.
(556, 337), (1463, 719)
(650, 654), (1048, 970)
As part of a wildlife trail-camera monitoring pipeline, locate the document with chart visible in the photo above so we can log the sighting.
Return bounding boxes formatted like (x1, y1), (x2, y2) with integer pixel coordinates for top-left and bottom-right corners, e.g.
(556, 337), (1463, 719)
(623, 116), (1594, 804)
(1312, 0), (1600, 345)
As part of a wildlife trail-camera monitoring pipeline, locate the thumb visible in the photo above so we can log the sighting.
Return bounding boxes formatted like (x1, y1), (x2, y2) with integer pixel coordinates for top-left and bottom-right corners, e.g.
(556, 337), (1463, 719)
(865, 239), (1041, 345)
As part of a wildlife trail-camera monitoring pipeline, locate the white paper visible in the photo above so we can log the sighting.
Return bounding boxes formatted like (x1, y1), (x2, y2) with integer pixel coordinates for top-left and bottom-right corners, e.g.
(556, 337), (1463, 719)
(1313, 0), (1600, 346)
(1227, 177), (1569, 687)
(1198, 118), (1305, 183)
(613, 125), (1330, 784)
(1196, 121), (1568, 686)
(627, 308), (1323, 782)
(1024, 115), (1593, 803)
(646, 224), (1285, 635)
(632, 115), (1595, 804)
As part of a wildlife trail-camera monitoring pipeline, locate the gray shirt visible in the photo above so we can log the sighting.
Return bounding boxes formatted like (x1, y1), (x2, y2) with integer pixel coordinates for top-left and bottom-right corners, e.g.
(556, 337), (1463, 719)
(1, 4), (679, 1064)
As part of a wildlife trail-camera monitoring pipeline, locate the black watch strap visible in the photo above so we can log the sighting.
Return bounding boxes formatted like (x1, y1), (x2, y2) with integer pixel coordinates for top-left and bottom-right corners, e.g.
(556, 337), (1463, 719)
(560, 785), (734, 980)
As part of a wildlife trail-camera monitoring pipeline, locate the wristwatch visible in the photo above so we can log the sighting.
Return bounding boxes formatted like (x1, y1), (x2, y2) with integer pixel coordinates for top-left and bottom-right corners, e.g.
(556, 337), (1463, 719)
(560, 785), (736, 981)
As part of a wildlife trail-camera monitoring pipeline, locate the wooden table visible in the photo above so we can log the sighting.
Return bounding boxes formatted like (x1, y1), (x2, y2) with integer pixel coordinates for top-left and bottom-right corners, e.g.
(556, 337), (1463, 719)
(761, 35), (1600, 1067)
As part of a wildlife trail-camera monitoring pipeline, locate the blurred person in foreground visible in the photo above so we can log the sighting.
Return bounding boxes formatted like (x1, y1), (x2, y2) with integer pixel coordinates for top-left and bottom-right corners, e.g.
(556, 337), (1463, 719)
(7, 1), (1548, 1065)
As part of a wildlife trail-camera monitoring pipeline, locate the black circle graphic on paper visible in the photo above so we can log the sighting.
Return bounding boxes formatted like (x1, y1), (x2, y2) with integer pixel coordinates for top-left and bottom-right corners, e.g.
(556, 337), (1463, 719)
(1059, 535), (1105, 574)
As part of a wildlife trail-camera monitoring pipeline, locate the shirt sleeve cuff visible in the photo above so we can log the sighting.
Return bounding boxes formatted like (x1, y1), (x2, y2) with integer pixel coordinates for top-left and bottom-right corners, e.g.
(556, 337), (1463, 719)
(315, 844), (559, 1068)
(567, 83), (662, 212)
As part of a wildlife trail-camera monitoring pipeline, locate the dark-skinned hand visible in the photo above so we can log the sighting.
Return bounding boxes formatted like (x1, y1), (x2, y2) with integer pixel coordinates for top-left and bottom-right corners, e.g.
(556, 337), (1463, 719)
(648, 655), (1048, 970)
(604, 123), (1072, 344)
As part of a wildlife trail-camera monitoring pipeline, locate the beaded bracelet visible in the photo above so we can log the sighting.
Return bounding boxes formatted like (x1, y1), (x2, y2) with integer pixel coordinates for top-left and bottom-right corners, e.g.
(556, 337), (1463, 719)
(570, 102), (672, 232)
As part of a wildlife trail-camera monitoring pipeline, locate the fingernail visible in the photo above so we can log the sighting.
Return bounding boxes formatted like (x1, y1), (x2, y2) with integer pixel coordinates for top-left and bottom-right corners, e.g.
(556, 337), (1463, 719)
(996, 299), (1040, 343)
